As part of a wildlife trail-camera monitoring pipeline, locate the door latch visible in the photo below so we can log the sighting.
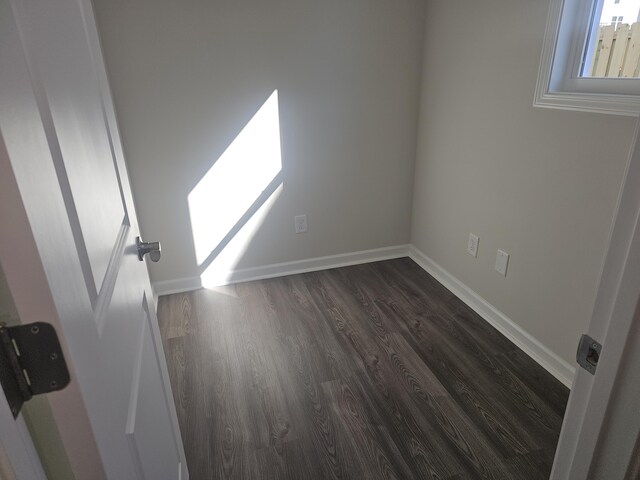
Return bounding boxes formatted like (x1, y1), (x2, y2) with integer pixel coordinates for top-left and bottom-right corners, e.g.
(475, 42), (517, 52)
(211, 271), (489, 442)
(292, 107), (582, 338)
(576, 334), (602, 375)
(0, 322), (70, 418)
(136, 236), (161, 262)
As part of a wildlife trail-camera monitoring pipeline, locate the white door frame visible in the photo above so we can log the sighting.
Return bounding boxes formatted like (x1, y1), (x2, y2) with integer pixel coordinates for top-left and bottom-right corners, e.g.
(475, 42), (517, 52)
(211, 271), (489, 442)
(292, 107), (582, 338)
(551, 118), (640, 479)
(0, 394), (46, 480)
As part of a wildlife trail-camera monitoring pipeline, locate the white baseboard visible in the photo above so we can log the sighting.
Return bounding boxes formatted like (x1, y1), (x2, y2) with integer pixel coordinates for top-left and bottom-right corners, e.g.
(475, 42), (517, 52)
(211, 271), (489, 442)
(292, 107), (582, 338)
(153, 243), (574, 388)
(408, 245), (575, 388)
(152, 244), (411, 296)
(153, 276), (203, 297)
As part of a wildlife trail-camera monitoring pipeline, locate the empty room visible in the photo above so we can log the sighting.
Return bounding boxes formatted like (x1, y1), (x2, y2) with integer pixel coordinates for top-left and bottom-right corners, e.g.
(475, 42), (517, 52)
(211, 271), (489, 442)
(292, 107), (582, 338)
(1, 0), (640, 479)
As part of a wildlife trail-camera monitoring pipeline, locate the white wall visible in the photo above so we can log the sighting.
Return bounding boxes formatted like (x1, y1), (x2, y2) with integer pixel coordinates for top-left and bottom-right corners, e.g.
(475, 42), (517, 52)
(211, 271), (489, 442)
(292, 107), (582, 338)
(95, 0), (638, 370)
(93, 0), (425, 286)
(411, 0), (637, 365)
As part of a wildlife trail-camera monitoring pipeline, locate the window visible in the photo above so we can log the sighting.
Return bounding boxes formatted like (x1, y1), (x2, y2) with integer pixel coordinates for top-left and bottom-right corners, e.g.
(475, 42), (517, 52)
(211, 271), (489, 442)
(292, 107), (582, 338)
(535, 0), (640, 115)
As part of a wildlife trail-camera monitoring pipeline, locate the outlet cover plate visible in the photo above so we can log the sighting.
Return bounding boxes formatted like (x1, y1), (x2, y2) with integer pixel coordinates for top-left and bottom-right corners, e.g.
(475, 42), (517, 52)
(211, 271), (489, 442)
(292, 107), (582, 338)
(467, 233), (479, 258)
(495, 249), (509, 276)
(294, 214), (308, 234)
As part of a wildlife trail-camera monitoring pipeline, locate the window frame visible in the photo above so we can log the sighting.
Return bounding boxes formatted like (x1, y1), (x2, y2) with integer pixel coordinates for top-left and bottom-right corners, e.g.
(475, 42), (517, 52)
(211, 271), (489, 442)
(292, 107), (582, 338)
(534, 0), (640, 116)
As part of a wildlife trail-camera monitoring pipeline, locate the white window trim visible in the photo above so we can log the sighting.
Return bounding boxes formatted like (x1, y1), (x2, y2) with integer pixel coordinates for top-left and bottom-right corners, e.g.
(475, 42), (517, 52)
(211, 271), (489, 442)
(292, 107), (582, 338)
(534, 0), (640, 116)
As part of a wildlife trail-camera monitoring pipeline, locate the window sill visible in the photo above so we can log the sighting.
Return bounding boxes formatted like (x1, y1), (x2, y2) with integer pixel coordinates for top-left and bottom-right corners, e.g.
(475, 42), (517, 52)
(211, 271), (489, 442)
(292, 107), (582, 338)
(534, 90), (640, 116)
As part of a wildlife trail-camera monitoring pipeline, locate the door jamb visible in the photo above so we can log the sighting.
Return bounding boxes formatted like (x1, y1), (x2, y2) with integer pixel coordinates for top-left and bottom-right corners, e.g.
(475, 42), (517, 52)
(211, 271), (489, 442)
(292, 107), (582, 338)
(551, 119), (640, 478)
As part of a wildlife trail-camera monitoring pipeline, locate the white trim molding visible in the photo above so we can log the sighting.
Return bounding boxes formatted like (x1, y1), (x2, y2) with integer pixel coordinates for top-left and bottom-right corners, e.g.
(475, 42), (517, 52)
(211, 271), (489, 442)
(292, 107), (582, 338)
(153, 245), (411, 296)
(153, 276), (203, 297)
(550, 119), (640, 479)
(534, 91), (640, 117)
(408, 246), (575, 388)
(153, 243), (575, 388)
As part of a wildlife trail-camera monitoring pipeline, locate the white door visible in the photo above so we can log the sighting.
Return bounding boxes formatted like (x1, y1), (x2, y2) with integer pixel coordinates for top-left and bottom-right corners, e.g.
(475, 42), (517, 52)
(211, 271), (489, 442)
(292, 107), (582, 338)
(0, 0), (188, 478)
(551, 122), (640, 479)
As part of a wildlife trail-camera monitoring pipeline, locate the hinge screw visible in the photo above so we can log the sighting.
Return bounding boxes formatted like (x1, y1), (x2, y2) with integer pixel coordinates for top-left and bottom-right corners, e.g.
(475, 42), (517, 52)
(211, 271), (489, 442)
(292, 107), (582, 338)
(30, 325), (39, 334)
(50, 353), (58, 361)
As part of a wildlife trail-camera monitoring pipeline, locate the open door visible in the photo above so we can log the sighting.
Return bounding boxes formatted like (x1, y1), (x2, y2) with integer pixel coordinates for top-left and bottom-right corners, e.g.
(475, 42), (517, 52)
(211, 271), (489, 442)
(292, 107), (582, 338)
(551, 121), (640, 479)
(0, 0), (188, 478)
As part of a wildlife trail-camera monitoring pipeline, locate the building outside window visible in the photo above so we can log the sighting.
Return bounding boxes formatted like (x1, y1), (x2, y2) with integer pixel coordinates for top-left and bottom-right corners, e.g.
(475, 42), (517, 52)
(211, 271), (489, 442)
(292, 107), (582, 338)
(600, 0), (640, 26)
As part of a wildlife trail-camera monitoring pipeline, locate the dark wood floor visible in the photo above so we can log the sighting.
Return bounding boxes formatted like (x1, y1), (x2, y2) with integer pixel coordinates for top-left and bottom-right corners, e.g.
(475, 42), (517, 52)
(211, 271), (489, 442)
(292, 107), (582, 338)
(157, 258), (569, 480)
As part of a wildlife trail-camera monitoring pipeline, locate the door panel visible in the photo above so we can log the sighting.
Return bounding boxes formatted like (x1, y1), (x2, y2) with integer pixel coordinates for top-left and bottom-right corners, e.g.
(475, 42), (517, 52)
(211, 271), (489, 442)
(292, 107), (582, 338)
(88, 235), (182, 479)
(14, 0), (127, 302)
(126, 302), (183, 480)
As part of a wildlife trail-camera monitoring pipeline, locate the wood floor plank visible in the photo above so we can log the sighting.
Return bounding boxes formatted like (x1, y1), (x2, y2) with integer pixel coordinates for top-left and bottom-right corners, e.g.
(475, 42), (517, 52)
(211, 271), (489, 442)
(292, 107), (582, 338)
(360, 276), (563, 457)
(505, 448), (557, 480)
(157, 258), (569, 479)
(255, 439), (325, 480)
(403, 319), (545, 456)
(422, 309), (564, 434)
(157, 291), (196, 340)
(497, 349), (569, 418)
(322, 377), (417, 480)
(349, 371), (461, 479)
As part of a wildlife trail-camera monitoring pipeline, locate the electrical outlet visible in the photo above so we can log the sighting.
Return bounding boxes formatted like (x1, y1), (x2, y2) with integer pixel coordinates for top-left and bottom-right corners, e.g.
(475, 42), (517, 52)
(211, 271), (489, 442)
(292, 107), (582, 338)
(294, 214), (308, 234)
(467, 233), (479, 258)
(495, 249), (509, 276)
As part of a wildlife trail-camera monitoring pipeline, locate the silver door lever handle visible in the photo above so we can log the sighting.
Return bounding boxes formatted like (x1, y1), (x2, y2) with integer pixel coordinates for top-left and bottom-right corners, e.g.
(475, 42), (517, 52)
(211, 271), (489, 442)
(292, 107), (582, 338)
(136, 236), (161, 262)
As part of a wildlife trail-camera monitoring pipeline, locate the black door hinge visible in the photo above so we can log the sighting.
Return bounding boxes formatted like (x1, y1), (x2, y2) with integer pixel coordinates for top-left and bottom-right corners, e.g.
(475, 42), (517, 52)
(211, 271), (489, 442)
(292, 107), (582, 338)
(0, 322), (70, 418)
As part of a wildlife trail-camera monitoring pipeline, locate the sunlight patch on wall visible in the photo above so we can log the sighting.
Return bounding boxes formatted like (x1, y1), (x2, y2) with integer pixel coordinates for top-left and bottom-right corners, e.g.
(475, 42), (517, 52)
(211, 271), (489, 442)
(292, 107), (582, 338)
(200, 184), (282, 287)
(188, 90), (282, 285)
